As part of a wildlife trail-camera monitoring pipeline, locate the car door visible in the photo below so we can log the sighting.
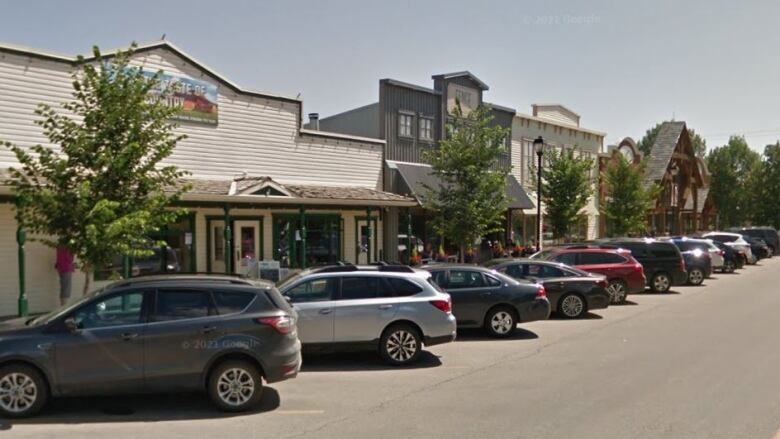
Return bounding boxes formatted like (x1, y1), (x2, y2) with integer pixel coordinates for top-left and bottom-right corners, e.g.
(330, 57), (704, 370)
(527, 263), (567, 306)
(577, 252), (613, 278)
(445, 269), (495, 326)
(143, 288), (224, 391)
(284, 277), (337, 345)
(53, 289), (148, 395)
(333, 276), (399, 343)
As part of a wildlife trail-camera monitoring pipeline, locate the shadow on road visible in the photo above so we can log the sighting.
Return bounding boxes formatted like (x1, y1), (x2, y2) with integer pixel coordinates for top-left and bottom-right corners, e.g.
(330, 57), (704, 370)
(455, 327), (539, 342)
(301, 350), (442, 372)
(642, 290), (681, 295)
(6, 387), (281, 427)
(613, 300), (638, 306)
(549, 312), (604, 321)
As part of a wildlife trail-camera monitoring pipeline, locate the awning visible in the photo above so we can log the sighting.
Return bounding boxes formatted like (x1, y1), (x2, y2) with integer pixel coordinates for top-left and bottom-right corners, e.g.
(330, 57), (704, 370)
(388, 161), (534, 209)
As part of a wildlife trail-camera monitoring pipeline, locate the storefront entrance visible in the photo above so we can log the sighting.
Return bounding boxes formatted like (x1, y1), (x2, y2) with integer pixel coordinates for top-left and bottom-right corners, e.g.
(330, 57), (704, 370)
(207, 217), (263, 274)
(356, 217), (377, 264)
(273, 214), (342, 268)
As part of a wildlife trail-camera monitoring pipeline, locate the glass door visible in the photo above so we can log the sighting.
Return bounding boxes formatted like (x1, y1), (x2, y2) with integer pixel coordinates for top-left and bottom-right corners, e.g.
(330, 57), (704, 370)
(209, 220), (226, 273)
(356, 218), (377, 264)
(234, 220), (260, 276)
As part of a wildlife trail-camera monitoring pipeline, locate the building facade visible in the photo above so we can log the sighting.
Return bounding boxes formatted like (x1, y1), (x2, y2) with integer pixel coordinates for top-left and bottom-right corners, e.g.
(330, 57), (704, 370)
(510, 104), (606, 244)
(316, 72), (532, 261)
(0, 40), (415, 316)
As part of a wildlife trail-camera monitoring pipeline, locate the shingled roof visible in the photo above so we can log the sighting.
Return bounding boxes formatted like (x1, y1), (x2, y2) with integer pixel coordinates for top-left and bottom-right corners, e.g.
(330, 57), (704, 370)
(683, 187), (710, 213)
(644, 121), (687, 183)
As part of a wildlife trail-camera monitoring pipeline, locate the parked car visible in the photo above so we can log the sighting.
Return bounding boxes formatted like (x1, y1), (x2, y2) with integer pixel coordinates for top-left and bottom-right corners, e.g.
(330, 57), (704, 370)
(484, 259), (610, 318)
(597, 238), (687, 293)
(0, 274), (301, 418)
(703, 232), (756, 264)
(277, 264), (456, 366)
(728, 226), (778, 255)
(666, 238), (717, 284)
(423, 265), (550, 337)
(745, 236), (771, 260)
(531, 246), (646, 304)
(712, 241), (743, 272)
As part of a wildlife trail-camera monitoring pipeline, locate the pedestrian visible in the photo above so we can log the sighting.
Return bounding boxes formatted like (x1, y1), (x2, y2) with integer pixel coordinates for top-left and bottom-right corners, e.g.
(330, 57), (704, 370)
(55, 246), (75, 306)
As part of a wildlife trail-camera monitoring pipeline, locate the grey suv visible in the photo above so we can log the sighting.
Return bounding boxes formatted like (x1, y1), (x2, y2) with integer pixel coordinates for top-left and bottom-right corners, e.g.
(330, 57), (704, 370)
(0, 275), (301, 418)
(278, 265), (456, 366)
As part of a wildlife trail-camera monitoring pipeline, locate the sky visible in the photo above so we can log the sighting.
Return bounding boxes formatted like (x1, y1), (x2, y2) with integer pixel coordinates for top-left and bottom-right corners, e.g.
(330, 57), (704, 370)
(2, 0), (779, 153)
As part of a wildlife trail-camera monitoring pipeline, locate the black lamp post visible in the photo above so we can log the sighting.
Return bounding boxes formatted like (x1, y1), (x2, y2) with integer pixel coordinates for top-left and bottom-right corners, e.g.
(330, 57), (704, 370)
(534, 136), (544, 252)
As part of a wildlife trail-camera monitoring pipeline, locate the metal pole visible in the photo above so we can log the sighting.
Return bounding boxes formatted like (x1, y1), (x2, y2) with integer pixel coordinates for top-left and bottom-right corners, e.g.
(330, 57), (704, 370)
(536, 150), (543, 252)
(16, 226), (27, 317)
(223, 204), (232, 274)
(407, 208), (413, 265)
(122, 255), (131, 278)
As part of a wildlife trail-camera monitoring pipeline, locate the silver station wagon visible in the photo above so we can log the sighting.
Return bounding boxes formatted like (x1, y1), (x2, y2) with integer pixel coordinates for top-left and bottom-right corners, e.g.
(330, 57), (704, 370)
(278, 265), (456, 365)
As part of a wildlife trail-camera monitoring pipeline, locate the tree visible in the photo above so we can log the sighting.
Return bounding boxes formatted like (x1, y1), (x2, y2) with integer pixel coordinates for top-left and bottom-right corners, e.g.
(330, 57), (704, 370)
(538, 147), (593, 240)
(706, 136), (761, 228)
(423, 103), (510, 262)
(601, 156), (660, 236)
(753, 142), (780, 228)
(2, 44), (190, 294)
(637, 122), (706, 157)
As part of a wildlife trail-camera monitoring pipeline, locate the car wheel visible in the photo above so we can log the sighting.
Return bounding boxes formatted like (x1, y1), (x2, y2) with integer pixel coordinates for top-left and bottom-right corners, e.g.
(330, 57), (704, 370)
(0, 364), (48, 418)
(559, 293), (586, 319)
(723, 260), (735, 273)
(687, 268), (704, 286)
(484, 306), (517, 338)
(208, 360), (263, 412)
(379, 323), (422, 366)
(650, 272), (671, 293)
(607, 280), (628, 304)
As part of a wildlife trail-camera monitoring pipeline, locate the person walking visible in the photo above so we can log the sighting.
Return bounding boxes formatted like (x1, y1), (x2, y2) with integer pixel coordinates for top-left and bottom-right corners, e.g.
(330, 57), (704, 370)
(55, 246), (75, 306)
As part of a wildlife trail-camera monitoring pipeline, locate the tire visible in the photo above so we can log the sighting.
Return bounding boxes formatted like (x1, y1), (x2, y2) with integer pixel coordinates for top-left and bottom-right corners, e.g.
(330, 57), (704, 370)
(607, 279), (628, 304)
(0, 364), (48, 418)
(687, 268), (704, 286)
(483, 306), (517, 338)
(650, 272), (672, 293)
(207, 360), (263, 412)
(379, 323), (423, 366)
(558, 293), (587, 319)
(723, 260), (735, 274)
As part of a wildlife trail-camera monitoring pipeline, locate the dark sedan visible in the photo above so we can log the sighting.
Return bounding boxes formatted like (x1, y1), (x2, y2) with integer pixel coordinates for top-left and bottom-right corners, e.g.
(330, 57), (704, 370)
(486, 259), (610, 318)
(424, 265), (551, 337)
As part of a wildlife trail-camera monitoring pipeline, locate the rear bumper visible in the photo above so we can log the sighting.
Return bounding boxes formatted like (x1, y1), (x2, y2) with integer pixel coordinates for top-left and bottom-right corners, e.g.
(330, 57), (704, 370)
(627, 275), (647, 294)
(425, 331), (457, 346)
(263, 338), (302, 384)
(671, 271), (689, 286)
(587, 292), (610, 311)
(423, 313), (457, 347)
(517, 298), (551, 323)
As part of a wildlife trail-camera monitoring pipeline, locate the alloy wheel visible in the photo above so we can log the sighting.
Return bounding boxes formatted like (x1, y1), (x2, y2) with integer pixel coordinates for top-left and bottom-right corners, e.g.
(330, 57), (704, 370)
(216, 368), (255, 407)
(0, 372), (38, 414)
(490, 311), (515, 334)
(386, 330), (418, 362)
(653, 274), (670, 292)
(688, 269), (704, 285)
(561, 295), (584, 318)
(607, 281), (627, 304)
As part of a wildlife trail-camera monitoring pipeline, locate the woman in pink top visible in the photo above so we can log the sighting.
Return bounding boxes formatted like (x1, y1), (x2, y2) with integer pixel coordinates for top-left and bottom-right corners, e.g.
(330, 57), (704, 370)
(55, 247), (75, 305)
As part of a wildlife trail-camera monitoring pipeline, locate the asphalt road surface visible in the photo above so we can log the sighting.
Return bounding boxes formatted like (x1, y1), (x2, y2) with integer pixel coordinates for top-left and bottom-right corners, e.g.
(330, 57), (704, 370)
(6, 257), (780, 438)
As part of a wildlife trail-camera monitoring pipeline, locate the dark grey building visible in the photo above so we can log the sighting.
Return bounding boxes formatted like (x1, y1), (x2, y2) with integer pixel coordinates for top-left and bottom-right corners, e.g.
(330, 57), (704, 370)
(310, 71), (532, 262)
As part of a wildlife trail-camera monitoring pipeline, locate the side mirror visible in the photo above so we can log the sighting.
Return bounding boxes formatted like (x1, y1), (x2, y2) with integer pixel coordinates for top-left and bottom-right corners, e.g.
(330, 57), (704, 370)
(283, 295), (293, 305)
(63, 317), (80, 334)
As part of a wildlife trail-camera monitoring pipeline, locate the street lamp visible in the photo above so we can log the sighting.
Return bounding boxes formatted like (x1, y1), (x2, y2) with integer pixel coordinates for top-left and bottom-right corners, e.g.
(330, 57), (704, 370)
(534, 136), (544, 252)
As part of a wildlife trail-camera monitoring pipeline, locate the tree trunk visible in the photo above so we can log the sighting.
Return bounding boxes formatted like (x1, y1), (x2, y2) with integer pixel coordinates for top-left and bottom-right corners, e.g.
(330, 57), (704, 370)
(81, 266), (92, 296)
(459, 243), (465, 263)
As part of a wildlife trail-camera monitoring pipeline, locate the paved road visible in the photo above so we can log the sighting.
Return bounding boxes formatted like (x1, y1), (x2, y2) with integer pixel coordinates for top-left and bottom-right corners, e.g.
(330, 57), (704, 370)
(6, 258), (780, 438)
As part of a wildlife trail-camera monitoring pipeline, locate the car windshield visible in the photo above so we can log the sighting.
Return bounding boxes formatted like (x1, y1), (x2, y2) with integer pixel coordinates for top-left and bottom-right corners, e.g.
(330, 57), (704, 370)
(530, 250), (552, 260)
(490, 270), (520, 285)
(29, 287), (106, 326)
(276, 271), (304, 291)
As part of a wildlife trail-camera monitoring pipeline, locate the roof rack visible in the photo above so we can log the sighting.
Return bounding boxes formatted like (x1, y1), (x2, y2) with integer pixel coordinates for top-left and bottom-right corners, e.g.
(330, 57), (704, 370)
(377, 265), (416, 273)
(313, 264), (359, 273)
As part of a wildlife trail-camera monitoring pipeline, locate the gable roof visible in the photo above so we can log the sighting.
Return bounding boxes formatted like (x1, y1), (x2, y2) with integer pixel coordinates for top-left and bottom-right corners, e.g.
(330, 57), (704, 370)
(431, 71), (489, 90)
(644, 121), (687, 183)
(683, 187), (711, 213)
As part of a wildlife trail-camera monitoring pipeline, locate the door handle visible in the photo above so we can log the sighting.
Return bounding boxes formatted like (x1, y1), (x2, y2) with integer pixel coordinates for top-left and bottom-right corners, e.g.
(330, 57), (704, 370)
(378, 304), (393, 310)
(318, 308), (333, 315)
(120, 332), (139, 341)
(202, 326), (217, 334)
(480, 292), (493, 297)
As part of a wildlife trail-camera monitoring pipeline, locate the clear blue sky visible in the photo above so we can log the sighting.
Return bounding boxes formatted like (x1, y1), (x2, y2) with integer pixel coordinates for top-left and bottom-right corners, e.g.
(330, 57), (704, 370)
(2, 0), (779, 152)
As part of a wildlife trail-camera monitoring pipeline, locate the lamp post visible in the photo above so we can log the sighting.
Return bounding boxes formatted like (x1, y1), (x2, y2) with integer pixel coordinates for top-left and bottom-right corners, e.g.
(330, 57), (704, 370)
(534, 136), (544, 252)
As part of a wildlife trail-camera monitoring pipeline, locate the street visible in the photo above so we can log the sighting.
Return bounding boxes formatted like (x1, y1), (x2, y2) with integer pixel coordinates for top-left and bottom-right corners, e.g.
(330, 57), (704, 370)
(6, 258), (780, 439)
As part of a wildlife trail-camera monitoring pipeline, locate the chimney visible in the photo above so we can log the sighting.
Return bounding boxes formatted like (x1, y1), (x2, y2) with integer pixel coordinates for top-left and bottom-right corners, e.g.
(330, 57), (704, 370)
(308, 113), (320, 130)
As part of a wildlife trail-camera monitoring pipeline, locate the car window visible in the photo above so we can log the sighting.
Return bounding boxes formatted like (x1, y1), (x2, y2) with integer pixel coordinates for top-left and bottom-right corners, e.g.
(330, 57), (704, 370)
(448, 270), (485, 289)
(650, 243), (679, 258)
(483, 274), (502, 287)
(616, 243), (647, 258)
(555, 252), (578, 266)
(528, 264), (566, 278)
(708, 234), (736, 243)
(72, 291), (145, 329)
(503, 264), (525, 279)
(676, 241), (706, 252)
(154, 290), (215, 321)
(386, 277), (423, 296)
(578, 252), (606, 265)
(340, 277), (378, 300)
(601, 253), (627, 264)
(285, 278), (335, 303)
(212, 291), (255, 314)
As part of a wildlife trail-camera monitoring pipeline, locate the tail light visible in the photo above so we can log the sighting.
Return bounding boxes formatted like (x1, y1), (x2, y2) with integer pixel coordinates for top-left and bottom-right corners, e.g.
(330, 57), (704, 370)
(633, 263), (644, 272)
(596, 279), (608, 289)
(679, 258), (686, 272)
(536, 284), (547, 299)
(718, 250), (724, 256)
(429, 298), (452, 314)
(257, 315), (294, 334)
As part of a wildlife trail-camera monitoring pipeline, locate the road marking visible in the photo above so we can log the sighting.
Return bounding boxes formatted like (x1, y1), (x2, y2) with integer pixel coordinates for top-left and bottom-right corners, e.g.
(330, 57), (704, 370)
(273, 410), (325, 415)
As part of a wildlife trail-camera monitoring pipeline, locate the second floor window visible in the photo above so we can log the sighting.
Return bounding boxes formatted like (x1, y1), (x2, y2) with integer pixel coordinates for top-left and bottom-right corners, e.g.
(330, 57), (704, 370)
(419, 117), (433, 141)
(399, 113), (413, 138)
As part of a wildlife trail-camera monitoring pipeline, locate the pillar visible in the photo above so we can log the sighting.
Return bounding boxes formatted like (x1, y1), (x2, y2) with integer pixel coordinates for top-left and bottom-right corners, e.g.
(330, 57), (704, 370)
(299, 206), (307, 269)
(366, 207), (372, 263)
(223, 204), (232, 274)
(16, 225), (27, 317)
(406, 208), (413, 265)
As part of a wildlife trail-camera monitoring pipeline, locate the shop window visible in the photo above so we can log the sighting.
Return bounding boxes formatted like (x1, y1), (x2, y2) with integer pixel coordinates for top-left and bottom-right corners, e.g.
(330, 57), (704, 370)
(419, 117), (433, 141)
(399, 113), (414, 138)
(274, 215), (341, 268)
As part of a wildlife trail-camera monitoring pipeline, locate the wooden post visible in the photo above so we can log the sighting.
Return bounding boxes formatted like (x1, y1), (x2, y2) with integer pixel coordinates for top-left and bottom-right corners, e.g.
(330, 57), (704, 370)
(223, 204), (232, 274)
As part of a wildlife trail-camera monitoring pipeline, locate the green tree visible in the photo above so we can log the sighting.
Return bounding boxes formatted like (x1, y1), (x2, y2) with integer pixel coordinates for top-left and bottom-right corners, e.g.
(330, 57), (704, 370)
(753, 141), (780, 228)
(601, 156), (661, 236)
(706, 136), (761, 228)
(537, 147), (593, 240)
(637, 122), (706, 157)
(2, 44), (190, 294)
(423, 104), (510, 262)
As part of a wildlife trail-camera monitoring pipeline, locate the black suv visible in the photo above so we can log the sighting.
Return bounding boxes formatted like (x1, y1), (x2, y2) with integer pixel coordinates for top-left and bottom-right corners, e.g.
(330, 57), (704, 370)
(599, 238), (687, 293)
(0, 274), (301, 418)
(728, 227), (778, 255)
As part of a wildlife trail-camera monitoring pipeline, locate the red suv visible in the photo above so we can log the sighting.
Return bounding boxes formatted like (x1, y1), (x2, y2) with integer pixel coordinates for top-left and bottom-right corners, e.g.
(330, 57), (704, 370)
(535, 247), (646, 304)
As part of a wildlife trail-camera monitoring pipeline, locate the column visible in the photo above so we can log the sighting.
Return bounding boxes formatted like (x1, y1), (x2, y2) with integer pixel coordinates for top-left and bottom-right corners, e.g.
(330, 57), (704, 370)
(16, 224), (27, 317)
(366, 207), (372, 263)
(223, 204), (232, 274)
(407, 208), (413, 265)
(299, 206), (307, 269)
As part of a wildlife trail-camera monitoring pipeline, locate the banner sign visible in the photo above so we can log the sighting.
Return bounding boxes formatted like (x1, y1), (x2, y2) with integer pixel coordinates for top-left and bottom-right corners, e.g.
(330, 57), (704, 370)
(145, 70), (219, 125)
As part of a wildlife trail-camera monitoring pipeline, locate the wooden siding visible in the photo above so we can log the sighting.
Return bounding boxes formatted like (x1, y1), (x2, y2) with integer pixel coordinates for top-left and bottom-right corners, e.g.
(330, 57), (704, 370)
(0, 48), (384, 189)
(317, 103), (381, 139)
(381, 81), (441, 164)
